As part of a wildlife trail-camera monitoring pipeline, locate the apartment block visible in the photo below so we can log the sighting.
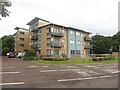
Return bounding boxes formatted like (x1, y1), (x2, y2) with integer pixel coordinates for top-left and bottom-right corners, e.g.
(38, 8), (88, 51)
(67, 27), (92, 58)
(27, 17), (92, 58)
(13, 27), (32, 53)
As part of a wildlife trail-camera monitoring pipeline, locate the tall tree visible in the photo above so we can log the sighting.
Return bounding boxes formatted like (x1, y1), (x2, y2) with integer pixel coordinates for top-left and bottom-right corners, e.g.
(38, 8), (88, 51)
(112, 31), (120, 52)
(1, 35), (14, 55)
(92, 35), (112, 54)
(0, 0), (11, 18)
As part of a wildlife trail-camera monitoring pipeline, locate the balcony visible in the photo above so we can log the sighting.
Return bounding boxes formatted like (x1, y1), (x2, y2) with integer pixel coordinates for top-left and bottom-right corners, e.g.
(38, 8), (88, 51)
(47, 32), (64, 37)
(47, 41), (63, 48)
(31, 27), (39, 32)
(84, 45), (92, 49)
(84, 36), (92, 41)
(31, 44), (41, 50)
(31, 35), (38, 40)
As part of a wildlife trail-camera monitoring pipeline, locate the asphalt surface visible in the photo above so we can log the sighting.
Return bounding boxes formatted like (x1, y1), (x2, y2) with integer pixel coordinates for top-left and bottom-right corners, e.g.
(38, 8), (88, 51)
(1, 56), (119, 88)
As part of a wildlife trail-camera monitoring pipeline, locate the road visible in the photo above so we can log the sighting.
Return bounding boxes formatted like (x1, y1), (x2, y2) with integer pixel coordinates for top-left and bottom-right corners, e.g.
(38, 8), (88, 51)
(1, 56), (119, 88)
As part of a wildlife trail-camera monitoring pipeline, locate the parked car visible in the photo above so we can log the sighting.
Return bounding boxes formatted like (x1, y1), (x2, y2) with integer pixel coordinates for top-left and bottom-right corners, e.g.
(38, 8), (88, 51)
(8, 52), (16, 58)
(7, 53), (10, 56)
(17, 52), (25, 58)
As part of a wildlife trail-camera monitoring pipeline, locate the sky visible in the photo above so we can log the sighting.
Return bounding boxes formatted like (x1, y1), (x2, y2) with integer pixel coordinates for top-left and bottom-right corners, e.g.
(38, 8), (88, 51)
(0, 0), (119, 38)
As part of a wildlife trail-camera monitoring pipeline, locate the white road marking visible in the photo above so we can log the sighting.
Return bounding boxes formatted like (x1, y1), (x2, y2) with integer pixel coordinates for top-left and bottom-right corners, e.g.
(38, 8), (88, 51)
(0, 82), (24, 86)
(58, 75), (113, 82)
(58, 77), (97, 82)
(0, 72), (20, 74)
(77, 71), (90, 76)
(29, 66), (39, 68)
(40, 69), (79, 72)
(60, 66), (77, 68)
(99, 75), (111, 78)
(111, 70), (120, 74)
(42, 66), (48, 68)
(85, 66), (100, 68)
(3, 67), (16, 68)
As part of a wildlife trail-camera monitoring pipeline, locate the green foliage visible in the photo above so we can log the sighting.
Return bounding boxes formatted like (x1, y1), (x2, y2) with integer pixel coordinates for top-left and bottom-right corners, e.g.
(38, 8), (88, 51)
(24, 50), (36, 57)
(43, 57), (65, 61)
(92, 32), (120, 54)
(0, 0), (12, 18)
(23, 56), (34, 61)
(95, 54), (106, 57)
(112, 31), (120, 52)
(61, 53), (67, 59)
(2, 47), (9, 55)
(2, 35), (14, 51)
(23, 50), (36, 61)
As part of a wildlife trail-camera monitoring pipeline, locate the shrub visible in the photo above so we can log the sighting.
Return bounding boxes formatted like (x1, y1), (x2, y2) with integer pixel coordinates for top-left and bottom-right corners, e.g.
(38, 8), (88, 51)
(61, 53), (67, 59)
(2, 47), (9, 56)
(23, 56), (34, 61)
(43, 57), (65, 61)
(96, 54), (106, 57)
(23, 50), (36, 61)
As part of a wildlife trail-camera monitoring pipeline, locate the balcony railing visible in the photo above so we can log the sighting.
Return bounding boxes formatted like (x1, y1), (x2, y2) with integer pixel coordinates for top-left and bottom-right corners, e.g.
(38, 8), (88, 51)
(84, 36), (92, 41)
(31, 27), (39, 32)
(31, 44), (41, 49)
(47, 32), (64, 37)
(47, 41), (63, 48)
(31, 35), (38, 40)
(84, 45), (92, 49)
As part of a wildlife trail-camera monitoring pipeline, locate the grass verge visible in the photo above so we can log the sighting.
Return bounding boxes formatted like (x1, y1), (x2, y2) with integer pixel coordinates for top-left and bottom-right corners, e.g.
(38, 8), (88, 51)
(32, 58), (119, 65)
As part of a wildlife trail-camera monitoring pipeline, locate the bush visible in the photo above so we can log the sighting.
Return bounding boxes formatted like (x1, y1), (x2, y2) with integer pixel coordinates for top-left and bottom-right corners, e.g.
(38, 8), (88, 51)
(2, 47), (9, 56)
(43, 57), (65, 61)
(61, 53), (67, 59)
(23, 56), (34, 61)
(96, 54), (106, 57)
(23, 50), (36, 61)
(24, 50), (36, 57)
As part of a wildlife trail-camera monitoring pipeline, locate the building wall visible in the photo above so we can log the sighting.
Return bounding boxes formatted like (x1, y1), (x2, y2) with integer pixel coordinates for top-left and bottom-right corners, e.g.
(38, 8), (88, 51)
(67, 29), (82, 58)
(14, 29), (32, 53)
(39, 24), (67, 57)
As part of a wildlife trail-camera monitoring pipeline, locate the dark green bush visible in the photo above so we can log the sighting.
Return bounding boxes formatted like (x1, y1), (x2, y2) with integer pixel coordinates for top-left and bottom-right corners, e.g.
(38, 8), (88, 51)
(23, 50), (36, 61)
(24, 50), (36, 57)
(2, 47), (9, 56)
(43, 57), (54, 61)
(96, 54), (106, 57)
(23, 56), (34, 61)
(43, 57), (65, 61)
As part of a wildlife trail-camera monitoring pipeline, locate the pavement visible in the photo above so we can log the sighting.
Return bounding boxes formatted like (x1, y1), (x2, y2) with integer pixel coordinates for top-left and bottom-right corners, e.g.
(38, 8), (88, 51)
(1, 56), (119, 88)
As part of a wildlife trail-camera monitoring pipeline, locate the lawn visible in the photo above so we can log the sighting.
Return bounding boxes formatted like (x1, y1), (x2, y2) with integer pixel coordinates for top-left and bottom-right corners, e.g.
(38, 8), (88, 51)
(32, 58), (119, 65)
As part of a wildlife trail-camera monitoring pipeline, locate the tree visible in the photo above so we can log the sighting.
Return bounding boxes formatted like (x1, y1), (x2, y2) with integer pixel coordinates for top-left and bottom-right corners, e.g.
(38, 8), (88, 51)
(0, 0), (11, 18)
(1, 35), (14, 55)
(112, 31), (120, 52)
(92, 35), (112, 54)
(92, 32), (120, 54)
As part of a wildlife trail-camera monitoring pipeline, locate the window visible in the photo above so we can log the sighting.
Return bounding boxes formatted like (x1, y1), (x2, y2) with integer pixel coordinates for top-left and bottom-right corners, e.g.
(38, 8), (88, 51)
(81, 33), (83, 37)
(70, 39), (73, 44)
(77, 40), (81, 45)
(51, 38), (53, 41)
(70, 39), (75, 44)
(62, 30), (64, 33)
(62, 40), (64, 43)
(19, 44), (24, 47)
(51, 27), (54, 32)
(73, 40), (75, 44)
(19, 38), (24, 41)
(20, 32), (24, 35)
(70, 31), (74, 35)
(76, 32), (80, 36)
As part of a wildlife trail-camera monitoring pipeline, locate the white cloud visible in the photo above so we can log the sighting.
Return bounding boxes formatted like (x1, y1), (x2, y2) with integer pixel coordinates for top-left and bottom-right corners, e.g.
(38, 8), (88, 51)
(0, 0), (119, 37)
